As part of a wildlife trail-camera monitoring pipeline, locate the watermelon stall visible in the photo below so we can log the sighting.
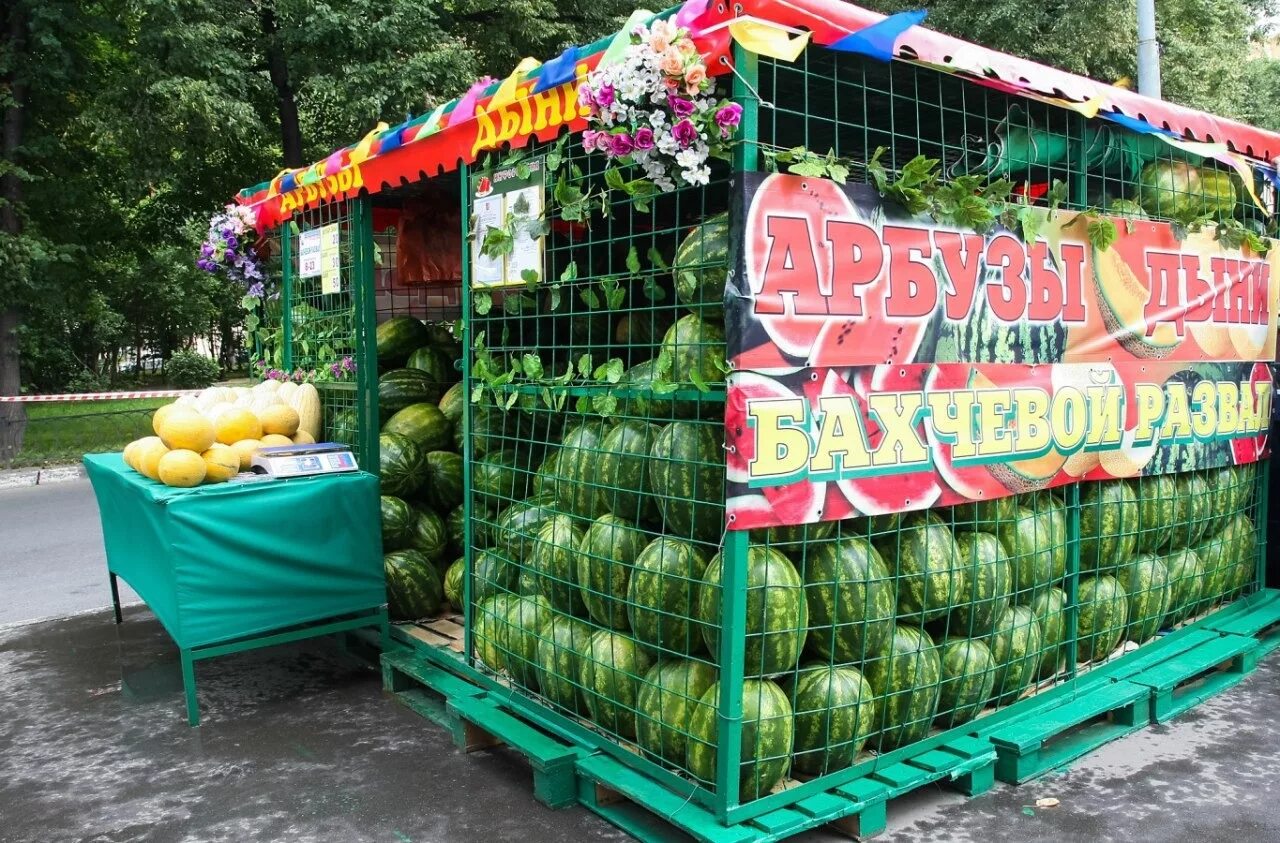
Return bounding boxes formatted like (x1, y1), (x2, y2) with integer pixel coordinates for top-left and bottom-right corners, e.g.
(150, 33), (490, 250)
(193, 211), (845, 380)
(230, 0), (1279, 837)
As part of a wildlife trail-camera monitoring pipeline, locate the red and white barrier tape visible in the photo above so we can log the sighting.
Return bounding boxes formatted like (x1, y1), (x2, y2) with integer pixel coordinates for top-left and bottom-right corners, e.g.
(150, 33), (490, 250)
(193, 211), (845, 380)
(0, 390), (199, 403)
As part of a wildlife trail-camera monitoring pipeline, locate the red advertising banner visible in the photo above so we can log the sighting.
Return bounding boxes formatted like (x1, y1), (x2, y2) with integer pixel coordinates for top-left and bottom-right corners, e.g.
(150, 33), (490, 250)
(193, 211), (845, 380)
(724, 173), (1278, 530)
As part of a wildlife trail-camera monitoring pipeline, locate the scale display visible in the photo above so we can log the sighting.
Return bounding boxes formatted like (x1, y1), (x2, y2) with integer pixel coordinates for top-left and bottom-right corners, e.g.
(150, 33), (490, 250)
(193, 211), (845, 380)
(249, 443), (358, 478)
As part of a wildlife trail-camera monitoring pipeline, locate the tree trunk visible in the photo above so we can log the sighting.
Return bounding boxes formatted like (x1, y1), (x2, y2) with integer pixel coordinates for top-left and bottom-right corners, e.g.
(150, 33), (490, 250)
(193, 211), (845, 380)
(259, 2), (304, 168)
(1, 1), (28, 465)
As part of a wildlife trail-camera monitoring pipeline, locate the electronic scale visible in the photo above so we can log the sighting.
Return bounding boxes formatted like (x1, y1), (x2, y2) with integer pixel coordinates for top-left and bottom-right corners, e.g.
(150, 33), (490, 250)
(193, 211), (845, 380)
(248, 443), (358, 478)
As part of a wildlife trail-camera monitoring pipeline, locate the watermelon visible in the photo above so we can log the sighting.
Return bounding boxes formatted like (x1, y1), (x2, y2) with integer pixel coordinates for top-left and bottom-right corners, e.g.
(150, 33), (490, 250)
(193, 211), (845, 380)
(621, 358), (697, 420)
(661, 313), (726, 388)
(438, 382), (465, 427)
(751, 520), (837, 558)
(329, 407), (359, 448)
(532, 450), (560, 498)
(698, 545), (807, 677)
(995, 507), (1058, 602)
(1134, 474), (1178, 553)
(379, 368), (444, 417)
(1161, 547), (1205, 625)
(934, 637), (997, 729)
(500, 594), (552, 689)
(1030, 587), (1068, 680)
(635, 658), (718, 766)
(466, 402), (517, 458)
(948, 532), (1013, 638)
(876, 511), (965, 623)
(577, 514), (647, 630)
(493, 492), (560, 561)
(988, 605), (1043, 704)
(383, 550), (443, 621)
(803, 536), (896, 665)
(649, 421), (725, 545)
(446, 504), (493, 557)
(418, 450), (464, 512)
(474, 450), (529, 510)
(382, 402), (453, 452)
(1077, 576), (1129, 663)
(789, 664), (877, 775)
(1120, 553), (1171, 644)
(529, 514), (588, 616)
(474, 594), (520, 673)
(443, 558), (464, 609)
(1136, 160), (1237, 219)
(686, 678), (794, 800)
(551, 420), (613, 519)
(1224, 514), (1258, 596)
(473, 548), (520, 601)
(1199, 513), (1256, 607)
(1201, 465), (1240, 537)
(378, 432), (426, 498)
(405, 345), (457, 387)
(950, 496), (1018, 531)
(598, 420), (662, 524)
(1078, 480), (1138, 575)
(627, 537), (710, 656)
(408, 508), (448, 561)
(615, 310), (675, 349)
(1172, 472), (1211, 549)
(535, 614), (595, 713)
(672, 212), (729, 316)
(423, 320), (459, 351)
(864, 625), (942, 749)
(579, 630), (655, 738)
(380, 495), (415, 550)
(376, 315), (430, 366)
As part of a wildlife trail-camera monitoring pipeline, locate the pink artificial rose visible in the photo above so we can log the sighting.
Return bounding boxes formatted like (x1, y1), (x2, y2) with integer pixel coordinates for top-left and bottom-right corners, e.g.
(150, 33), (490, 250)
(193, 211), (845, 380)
(595, 84), (616, 108)
(715, 102), (743, 135)
(650, 33), (671, 53)
(678, 37), (698, 55)
(659, 48), (684, 76)
(578, 84), (595, 109)
(582, 129), (600, 152)
(669, 96), (695, 119)
(651, 19), (677, 43)
(672, 118), (698, 149)
(634, 126), (655, 150)
(684, 64), (707, 89)
(662, 76), (680, 91)
(610, 132), (636, 157)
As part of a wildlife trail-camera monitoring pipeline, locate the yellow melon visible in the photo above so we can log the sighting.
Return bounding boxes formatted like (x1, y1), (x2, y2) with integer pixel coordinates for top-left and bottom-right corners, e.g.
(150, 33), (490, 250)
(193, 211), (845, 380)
(260, 433), (294, 447)
(230, 438), (262, 470)
(122, 439), (141, 470)
(201, 444), (240, 483)
(158, 449), (207, 487)
(205, 403), (235, 424)
(253, 379), (281, 394)
(215, 407), (264, 445)
(259, 404), (300, 436)
(151, 403), (180, 437)
(276, 381), (299, 402)
(136, 439), (171, 480)
(291, 430), (316, 445)
(157, 406), (216, 452)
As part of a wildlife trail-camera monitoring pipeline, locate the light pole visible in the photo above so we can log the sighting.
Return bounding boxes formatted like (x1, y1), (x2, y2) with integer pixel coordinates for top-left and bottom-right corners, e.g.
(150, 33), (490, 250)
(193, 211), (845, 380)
(1137, 0), (1162, 98)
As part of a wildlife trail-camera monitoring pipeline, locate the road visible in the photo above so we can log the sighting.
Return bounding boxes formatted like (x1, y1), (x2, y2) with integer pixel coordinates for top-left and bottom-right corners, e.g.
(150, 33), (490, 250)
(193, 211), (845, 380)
(0, 479), (139, 627)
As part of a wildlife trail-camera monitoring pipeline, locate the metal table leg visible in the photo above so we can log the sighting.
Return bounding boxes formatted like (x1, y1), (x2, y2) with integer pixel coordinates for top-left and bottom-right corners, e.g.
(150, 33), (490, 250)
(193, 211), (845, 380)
(109, 572), (123, 625)
(180, 649), (199, 727)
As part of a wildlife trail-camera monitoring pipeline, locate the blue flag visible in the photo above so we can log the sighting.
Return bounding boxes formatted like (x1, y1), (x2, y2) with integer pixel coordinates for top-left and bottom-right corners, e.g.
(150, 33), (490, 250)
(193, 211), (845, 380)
(534, 45), (580, 95)
(829, 10), (927, 63)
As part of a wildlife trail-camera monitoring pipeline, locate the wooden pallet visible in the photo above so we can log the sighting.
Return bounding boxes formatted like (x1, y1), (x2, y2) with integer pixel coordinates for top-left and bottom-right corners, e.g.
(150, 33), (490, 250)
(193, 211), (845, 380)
(1200, 589), (1280, 658)
(1126, 633), (1259, 723)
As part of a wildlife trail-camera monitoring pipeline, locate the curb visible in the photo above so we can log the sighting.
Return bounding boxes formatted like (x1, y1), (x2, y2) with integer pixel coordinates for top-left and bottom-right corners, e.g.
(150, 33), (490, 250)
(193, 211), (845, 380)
(0, 464), (87, 490)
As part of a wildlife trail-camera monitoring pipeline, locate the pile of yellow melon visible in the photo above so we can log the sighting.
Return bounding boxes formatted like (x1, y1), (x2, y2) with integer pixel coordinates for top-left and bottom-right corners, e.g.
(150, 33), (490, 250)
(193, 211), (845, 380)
(122, 380), (322, 487)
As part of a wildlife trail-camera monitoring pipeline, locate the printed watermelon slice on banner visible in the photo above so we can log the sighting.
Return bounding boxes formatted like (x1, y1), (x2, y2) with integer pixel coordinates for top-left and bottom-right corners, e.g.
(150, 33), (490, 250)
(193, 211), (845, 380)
(1233, 361), (1273, 465)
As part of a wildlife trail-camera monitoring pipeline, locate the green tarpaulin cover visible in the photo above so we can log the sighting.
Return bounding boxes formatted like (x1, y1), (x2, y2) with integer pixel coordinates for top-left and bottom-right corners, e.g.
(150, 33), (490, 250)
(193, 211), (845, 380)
(83, 453), (385, 649)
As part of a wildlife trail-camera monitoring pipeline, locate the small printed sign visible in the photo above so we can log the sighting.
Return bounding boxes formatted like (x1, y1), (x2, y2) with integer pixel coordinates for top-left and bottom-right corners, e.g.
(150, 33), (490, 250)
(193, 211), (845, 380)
(470, 158), (545, 288)
(319, 223), (341, 293)
(298, 228), (322, 278)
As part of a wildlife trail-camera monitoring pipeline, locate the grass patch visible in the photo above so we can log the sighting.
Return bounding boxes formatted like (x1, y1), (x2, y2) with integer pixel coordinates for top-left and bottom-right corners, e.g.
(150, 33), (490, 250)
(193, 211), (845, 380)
(4, 398), (171, 468)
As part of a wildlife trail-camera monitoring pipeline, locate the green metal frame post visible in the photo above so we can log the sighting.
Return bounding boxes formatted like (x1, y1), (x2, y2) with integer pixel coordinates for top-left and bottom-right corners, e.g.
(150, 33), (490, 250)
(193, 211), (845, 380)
(351, 197), (380, 467)
(281, 222), (294, 370)
(459, 162), (476, 661)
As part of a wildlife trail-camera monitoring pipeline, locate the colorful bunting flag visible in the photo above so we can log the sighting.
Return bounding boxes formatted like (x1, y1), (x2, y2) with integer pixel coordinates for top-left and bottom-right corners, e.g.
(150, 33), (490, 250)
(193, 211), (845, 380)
(729, 18), (810, 63)
(827, 9), (926, 63)
(378, 122), (408, 154)
(349, 122), (389, 166)
(534, 45), (580, 94)
(410, 104), (448, 143)
(279, 171), (298, 193)
(448, 77), (495, 128)
(674, 0), (709, 32)
(600, 9), (654, 69)
(490, 57), (542, 111)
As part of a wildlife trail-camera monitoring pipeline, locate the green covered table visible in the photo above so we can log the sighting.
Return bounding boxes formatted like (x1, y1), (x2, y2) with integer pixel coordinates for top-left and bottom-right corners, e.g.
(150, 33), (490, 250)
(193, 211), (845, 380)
(83, 453), (388, 725)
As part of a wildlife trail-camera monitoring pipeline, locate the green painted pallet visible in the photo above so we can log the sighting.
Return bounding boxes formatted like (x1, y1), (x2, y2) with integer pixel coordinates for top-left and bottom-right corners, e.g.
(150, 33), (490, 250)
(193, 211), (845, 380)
(987, 679), (1150, 784)
(1126, 633), (1259, 723)
(1200, 589), (1280, 657)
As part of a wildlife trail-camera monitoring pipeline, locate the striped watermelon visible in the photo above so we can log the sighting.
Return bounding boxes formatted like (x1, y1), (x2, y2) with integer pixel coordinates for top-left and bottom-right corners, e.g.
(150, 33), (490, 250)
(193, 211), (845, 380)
(446, 504), (493, 557)
(500, 594), (552, 689)
(473, 548), (520, 601)
(405, 345), (456, 388)
(443, 558), (464, 609)
(622, 358), (697, 420)
(789, 664), (877, 775)
(660, 313), (726, 388)
(950, 496), (1018, 531)
(382, 402), (453, 452)
(876, 511), (965, 623)
(686, 678), (794, 801)
(1078, 480), (1138, 575)
(615, 310), (675, 349)
(698, 545), (807, 677)
(934, 637), (997, 729)
(649, 421), (725, 545)
(534, 614), (595, 713)
(532, 450), (560, 498)
(474, 594), (520, 673)
(579, 630), (654, 738)
(1135, 474), (1178, 553)
(438, 382), (464, 427)
(1161, 547), (1205, 625)
(529, 514), (588, 616)
(627, 537), (710, 656)
(1030, 587), (1068, 680)
(1077, 576), (1129, 662)
(751, 520), (837, 558)
(636, 658), (718, 766)
(1173, 472), (1211, 549)
(803, 536), (895, 665)
(383, 550), (443, 621)
(865, 625), (942, 749)
(473, 449), (529, 510)
(988, 605), (1043, 704)
(1120, 553), (1171, 644)
(598, 420), (662, 524)
(378, 432), (426, 498)
(376, 316), (430, 367)
(672, 212), (729, 317)
(408, 508), (448, 561)
(1199, 513), (1256, 608)
(419, 450), (464, 512)
(577, 514), (647, 630)
(379, 368), (443, 418)
(329, 407), (359, 448)
(493, 492), (560, 561)
(996, 507), (1057, 602)
(1224, 513), (1257, 596)
(380, 495), (415, 550)
(552, 420), (613, 519)
(948, 532), (1014, 638)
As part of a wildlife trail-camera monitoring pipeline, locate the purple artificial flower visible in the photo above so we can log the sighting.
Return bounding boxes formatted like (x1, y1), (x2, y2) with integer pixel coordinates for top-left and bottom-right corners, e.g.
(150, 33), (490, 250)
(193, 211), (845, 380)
(669, 96), (695, 119)
(715, 102), (743, 136)
(582, 129), (600, 152)
(577, 84), (595, 109)
(610, 132), (636, 157)
(595, 84), (616, 108)
(672, 118), (698, 149)
(342, 356), (355, 372)
(200, 243), (214, 258)
(330, 362), (342, 378)
(225, 235), (238, 250)
(634, 126), (655, 150)
(247, 281), (265, 298)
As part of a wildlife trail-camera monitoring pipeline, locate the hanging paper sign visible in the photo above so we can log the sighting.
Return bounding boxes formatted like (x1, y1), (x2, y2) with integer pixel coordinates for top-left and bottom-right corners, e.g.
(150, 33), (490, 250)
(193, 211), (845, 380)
(320, 223), (341, 294)
(724, 172), (1279, 530)
(297, 228), (322, 278)
(470, 158), (546, 289)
